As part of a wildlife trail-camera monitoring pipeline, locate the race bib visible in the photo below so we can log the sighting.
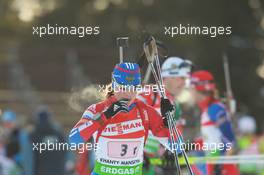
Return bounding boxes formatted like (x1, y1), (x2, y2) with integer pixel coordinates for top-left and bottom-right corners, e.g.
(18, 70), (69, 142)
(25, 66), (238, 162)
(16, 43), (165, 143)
(107, 141), (141, 159)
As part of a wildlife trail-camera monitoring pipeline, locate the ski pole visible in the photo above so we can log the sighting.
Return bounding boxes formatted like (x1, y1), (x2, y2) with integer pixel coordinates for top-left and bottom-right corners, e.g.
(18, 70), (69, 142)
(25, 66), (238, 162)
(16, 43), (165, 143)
(143, 36), (194, 175)
(116, 37), (129, 63)
(153, 42), (194, 175)
(223, 53), (236, 115)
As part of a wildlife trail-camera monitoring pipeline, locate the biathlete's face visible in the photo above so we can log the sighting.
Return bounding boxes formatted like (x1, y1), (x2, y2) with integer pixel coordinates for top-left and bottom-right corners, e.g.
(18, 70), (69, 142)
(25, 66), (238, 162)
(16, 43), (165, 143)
(190, 88), (198, 102)
(190, 88), (204, 103)
(113, 85), (138, 101)
(163, 76), (186, 97)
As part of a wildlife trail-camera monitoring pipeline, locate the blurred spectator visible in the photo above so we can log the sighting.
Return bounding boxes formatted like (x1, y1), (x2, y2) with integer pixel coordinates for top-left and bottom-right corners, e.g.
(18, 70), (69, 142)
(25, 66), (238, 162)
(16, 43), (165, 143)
(190, 70), (239, 174)
(30, 106), (67, 175)
(237, 115), (263, 175)
(0, 153), (20, 175)
(1, 110), (32, 175)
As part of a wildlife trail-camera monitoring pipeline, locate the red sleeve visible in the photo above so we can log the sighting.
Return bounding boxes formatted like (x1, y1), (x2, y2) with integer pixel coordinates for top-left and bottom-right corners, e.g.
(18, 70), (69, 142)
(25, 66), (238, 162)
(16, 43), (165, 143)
(135, 99), (169, 138)
(69, 96), (117, 144)
(82, 95), (117, 120)
(146, 104), (170, 137)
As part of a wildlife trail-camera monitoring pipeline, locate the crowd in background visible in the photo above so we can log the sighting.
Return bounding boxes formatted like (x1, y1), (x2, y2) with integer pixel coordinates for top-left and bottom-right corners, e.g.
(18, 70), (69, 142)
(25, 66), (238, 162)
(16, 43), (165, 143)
(0, 107), (77, 175)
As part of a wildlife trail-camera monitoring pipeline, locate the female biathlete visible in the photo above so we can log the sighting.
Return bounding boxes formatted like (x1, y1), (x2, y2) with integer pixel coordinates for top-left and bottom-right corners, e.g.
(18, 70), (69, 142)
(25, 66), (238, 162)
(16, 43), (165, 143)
(69, 62), (178, 175)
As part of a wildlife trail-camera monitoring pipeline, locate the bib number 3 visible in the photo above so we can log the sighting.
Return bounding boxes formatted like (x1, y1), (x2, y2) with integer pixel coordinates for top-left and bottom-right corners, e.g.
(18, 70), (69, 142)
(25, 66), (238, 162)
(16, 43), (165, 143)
(120, 144), (128, 156)
(108, 141), (141, 158)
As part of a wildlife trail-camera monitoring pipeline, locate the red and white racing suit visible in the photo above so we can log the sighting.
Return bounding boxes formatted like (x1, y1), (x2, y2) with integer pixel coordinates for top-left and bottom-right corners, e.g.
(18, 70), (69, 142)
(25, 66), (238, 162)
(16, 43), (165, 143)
(69, 96), (172, 175)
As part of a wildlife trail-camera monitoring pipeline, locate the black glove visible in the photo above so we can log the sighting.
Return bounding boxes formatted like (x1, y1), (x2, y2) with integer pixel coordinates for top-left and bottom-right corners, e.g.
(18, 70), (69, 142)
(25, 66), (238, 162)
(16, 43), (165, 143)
(104, 99), (129, 119)
(160, 98), (174, 127)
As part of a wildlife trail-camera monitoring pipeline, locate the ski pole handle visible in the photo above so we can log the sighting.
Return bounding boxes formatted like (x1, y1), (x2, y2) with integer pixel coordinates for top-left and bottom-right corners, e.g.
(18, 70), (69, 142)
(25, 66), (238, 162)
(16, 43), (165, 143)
(116, 37), (129, 63)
